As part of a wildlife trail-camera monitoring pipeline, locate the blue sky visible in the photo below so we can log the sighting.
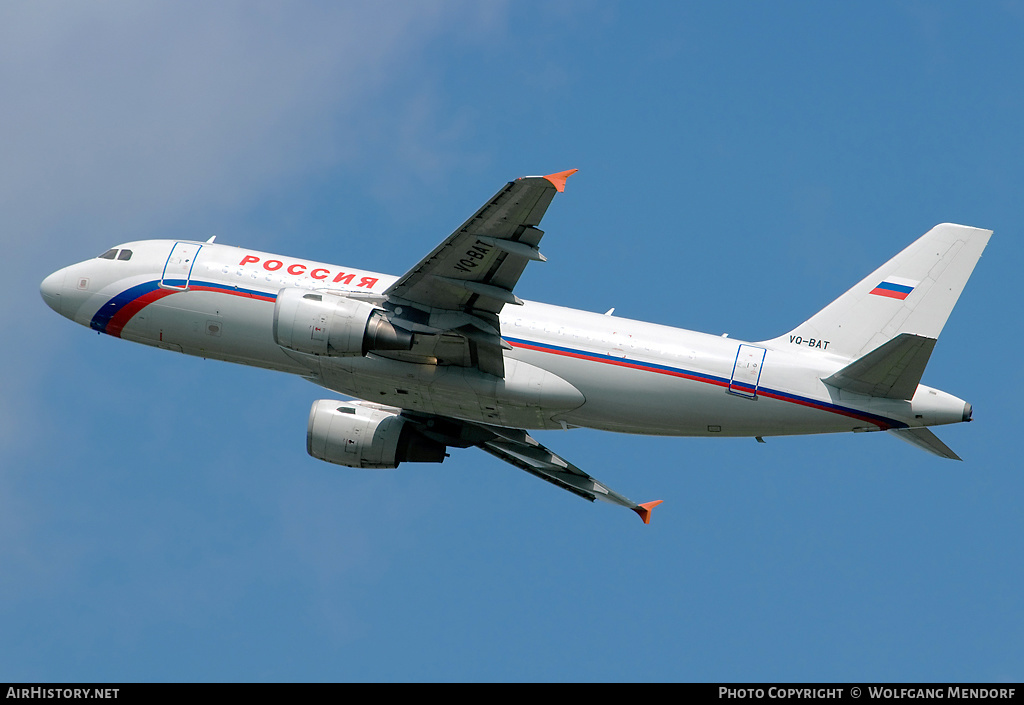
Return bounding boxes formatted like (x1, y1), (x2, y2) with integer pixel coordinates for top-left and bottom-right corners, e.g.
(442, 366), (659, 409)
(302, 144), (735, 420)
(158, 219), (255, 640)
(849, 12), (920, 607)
(3, 1), (1021, 682)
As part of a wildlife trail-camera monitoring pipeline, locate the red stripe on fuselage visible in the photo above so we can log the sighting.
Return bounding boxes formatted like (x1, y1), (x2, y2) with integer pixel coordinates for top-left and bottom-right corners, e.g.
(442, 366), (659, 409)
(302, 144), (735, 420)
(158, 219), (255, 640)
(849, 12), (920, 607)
(509, 340), (729, 388)
(105, 288), (179, 338)
(105, 282), (276, 337)
(508, 339), (897, 430)
(188, 284), (276, 302)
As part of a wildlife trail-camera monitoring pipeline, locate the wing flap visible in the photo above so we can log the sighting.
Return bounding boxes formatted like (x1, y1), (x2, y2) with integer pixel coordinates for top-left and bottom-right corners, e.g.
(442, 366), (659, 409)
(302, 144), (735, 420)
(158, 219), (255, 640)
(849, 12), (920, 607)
(433, 276), (524, 306)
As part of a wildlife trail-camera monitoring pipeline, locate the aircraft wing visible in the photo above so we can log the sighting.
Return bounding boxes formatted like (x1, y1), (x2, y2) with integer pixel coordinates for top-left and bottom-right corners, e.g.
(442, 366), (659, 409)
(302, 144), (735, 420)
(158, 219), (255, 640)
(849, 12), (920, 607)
(404, 412), (662, 523)
(382, 170), (576, 377)
(478, 429), (662, 523)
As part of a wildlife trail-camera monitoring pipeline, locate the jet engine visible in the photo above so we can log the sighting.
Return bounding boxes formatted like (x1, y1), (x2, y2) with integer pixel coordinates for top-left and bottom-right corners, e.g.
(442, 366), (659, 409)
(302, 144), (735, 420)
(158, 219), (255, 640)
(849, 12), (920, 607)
(273, 287), (413, 357)
(307, 400), (446, 469)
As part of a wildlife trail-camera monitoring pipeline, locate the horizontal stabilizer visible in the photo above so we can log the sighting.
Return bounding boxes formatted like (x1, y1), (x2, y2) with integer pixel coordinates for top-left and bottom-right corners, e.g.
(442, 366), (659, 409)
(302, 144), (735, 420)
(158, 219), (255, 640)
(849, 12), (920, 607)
(888, 427), (962, 460)
(824, 333), (936, 400)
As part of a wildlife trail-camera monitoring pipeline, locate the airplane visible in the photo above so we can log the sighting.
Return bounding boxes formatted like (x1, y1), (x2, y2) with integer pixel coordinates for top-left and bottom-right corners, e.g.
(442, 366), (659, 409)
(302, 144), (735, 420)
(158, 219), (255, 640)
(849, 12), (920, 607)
(40, 170), (991, 523)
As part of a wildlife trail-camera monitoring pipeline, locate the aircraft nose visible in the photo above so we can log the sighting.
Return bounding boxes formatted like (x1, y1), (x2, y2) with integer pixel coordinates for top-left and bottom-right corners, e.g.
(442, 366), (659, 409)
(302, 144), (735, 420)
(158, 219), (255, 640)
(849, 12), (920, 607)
(40, 269), (66, 316)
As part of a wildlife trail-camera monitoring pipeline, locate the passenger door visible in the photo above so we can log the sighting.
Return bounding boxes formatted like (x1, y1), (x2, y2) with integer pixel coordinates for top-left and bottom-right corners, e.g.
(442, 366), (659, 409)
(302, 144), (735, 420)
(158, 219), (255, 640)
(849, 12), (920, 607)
(160, 242), (202, 291)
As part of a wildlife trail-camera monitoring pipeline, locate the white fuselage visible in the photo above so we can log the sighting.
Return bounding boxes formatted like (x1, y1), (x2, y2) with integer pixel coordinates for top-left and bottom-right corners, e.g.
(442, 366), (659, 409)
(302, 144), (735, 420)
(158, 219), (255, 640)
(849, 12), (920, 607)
(41, 239), (970, 438)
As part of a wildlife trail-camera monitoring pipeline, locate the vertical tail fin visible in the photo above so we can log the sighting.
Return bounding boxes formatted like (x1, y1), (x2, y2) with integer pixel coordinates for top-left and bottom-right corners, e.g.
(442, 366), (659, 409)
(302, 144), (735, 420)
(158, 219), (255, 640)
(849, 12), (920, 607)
(767, 223), (992, 361)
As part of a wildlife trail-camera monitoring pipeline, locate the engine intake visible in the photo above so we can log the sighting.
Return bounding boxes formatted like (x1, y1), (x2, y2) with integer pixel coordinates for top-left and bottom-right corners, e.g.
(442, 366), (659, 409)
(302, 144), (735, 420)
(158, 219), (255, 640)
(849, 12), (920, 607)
(273, 287), (413, 356)
(307, 400), (446, 469)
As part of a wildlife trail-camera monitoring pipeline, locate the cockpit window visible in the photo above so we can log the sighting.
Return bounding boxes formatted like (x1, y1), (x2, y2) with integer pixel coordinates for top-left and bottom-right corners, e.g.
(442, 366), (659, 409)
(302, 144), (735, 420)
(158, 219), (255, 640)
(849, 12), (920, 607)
(97, 248), (133, 261)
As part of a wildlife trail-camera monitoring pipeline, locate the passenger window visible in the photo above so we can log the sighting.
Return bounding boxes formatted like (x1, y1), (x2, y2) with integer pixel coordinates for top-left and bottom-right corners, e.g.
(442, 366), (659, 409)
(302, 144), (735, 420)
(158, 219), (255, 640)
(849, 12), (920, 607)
(117, 249), (133, 261)
(98, 249), (118, 260)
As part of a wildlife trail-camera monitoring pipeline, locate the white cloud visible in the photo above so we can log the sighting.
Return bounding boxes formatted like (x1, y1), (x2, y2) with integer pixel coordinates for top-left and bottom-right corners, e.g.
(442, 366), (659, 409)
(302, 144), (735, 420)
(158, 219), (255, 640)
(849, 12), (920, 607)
(0, 0), (506, 451)
(0, 2), (499, 240)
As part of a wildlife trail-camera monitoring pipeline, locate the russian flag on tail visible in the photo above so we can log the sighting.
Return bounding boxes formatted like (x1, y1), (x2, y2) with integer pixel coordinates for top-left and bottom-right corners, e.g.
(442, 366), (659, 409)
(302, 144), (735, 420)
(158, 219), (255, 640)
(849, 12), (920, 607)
(869, 277), (918, 300)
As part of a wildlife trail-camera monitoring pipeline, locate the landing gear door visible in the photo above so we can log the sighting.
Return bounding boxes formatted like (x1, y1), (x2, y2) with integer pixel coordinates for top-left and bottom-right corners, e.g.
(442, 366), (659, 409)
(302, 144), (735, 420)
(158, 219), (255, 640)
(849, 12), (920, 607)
(729, 344), (766, 399)
(161, 242), (202, 291)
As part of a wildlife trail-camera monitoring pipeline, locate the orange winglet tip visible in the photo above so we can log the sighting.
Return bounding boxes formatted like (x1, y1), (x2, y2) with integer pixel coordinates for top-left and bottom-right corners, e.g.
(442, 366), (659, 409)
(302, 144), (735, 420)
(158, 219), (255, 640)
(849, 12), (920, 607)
(632, 500), (664, 525)
(542, 168), (578, 193)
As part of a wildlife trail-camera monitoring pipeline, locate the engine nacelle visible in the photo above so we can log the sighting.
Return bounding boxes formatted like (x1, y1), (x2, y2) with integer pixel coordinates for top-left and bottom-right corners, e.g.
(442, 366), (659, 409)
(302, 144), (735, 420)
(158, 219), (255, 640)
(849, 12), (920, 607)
(273, 287), (413, 356)
(307, 400), (446, 469)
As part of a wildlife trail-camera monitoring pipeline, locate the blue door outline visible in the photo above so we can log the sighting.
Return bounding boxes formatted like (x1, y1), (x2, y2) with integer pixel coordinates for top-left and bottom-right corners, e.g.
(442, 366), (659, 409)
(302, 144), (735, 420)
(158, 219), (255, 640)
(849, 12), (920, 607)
(160, 242), (202, 291)
(729, 344), (766, 399)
